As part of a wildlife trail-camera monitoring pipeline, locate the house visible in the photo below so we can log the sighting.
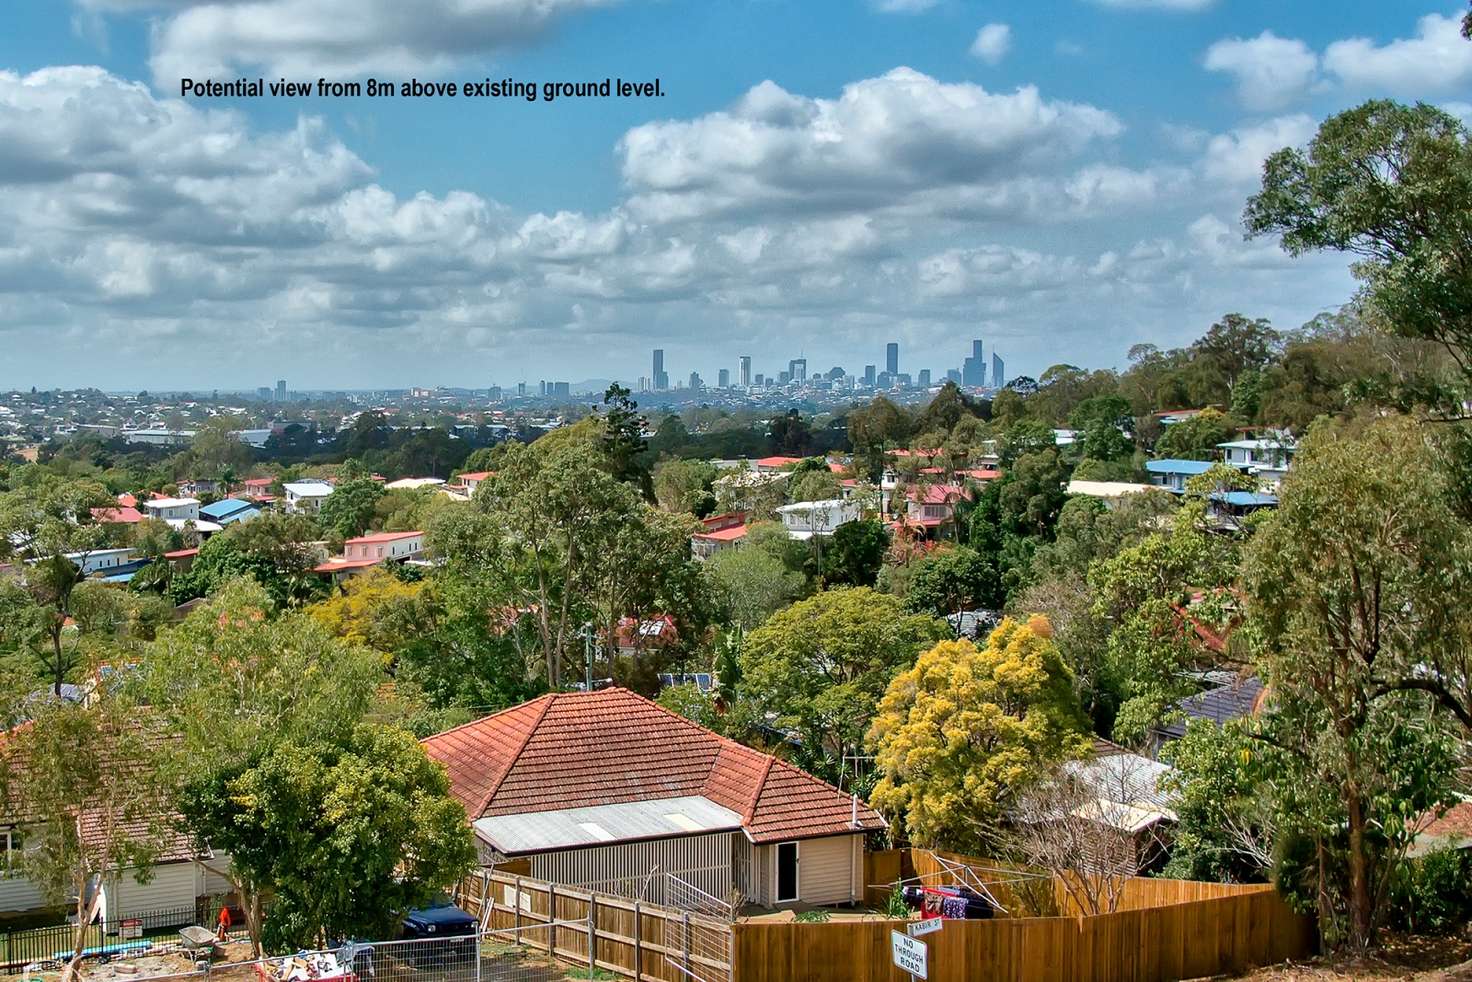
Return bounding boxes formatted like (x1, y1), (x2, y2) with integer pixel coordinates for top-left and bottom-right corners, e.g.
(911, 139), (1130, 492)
(1409, 800), (1472, 858)
(775, 499), (860, 540)
(1216, 438), (1296, 488)
(1151, 675), (1267, 752)
(313, 530), (425, 582)
(1144, 459), (1215, 493)
(450, 471), (493, 498)
(614, 615), (679, 658)
(176, 479), (219, 498)
(142, 497), (200, 523)
(90, 505), (145, 526)
(752, 456), (803, 473)
(283, 481), (334, 514)
(1062, 739), (1179, 871)
(239, 477), (274, 497)
(421, 688), (886, 909)
(63, 547), (137, 576)
(198, 498), (260, 526)
(899, 483), (972, 540)
(691, 513), (748, 560)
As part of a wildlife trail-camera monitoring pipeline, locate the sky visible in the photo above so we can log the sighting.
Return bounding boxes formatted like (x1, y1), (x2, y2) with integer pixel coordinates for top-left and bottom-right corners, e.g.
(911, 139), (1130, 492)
(1, 0), (1470, 391)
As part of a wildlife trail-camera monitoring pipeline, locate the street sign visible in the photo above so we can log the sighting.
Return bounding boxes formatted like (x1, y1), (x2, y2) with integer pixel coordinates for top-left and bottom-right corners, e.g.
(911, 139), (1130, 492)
(890, 930), (928, 980)
(907, 916), (943, 938)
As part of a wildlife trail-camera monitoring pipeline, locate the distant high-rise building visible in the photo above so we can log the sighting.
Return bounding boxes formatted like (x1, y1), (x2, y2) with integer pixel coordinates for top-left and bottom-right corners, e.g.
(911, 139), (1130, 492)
(863, 365), (876, 386)
(754, 373), (765, 387)
(918, 369), (931, 387)
(539, 380), (548, 397)
(256, 386), (271, 400)
(553, 381), (571, 398)
(718, 368), (730, 388)
(689, 371), (703, 390)
(877, 371), (893, 389)
(946, 368), (962, 384)
(275, 379), (287, 402)
(488, 385), (503, 402)
(517, 382), (527, 398)
(885, 343), (898, 377)
(652, 349), (668, 391)
(789, 358), (807, 382)
(827, 366), (844, 380)
(962, 338), (985, 387)
(778, 370), (791, 385)
(739, 356), (751, 387)
(992, 353), (1005, 388)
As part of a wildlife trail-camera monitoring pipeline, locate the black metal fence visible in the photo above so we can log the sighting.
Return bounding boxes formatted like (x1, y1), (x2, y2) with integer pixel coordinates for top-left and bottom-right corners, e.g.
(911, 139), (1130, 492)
(0, 896), (238, 970)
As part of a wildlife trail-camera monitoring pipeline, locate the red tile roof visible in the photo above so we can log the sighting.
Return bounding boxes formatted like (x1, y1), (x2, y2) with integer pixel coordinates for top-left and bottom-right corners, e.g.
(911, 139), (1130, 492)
(242, 478), (273, 488)
(313, 558), (382, 573)
(92, 506), (144, 524)
(422, 688), (885, 846)
(753, 456), (803, 468)
(908, 483), (972, 505)
(456, 471), (494, 482)
(163, 548), (199, 559)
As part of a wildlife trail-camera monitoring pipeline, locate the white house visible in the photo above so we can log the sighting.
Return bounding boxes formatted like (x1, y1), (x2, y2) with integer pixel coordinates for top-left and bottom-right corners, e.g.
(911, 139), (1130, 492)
(1217, 438), (1296, 488)
(142, 497), (199, 523)
(62, 547), (137, 576)
(775, 499), (860, 540)
(283, 481), (335, 514)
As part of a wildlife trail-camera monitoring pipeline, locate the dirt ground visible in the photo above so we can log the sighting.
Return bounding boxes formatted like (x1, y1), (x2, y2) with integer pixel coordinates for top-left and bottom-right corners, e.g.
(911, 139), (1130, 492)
(1227, 936), (1472, 981)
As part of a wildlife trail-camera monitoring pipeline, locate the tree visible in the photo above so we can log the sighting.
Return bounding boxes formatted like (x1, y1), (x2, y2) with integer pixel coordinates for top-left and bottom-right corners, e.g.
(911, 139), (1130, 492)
(1159, 721), (1276, 884)
(142, 580), (388, 953)
(1153, 408), (1236, 460)
(740, 588), (948, 782)
(705, 546), (806, 632)
(868, 618), (1087, 852)
(652, 457), (718, 515)
(915, 382), (984, 433)
(1190, 314), (1282, 400)
(1089, 501), (1240, 743)
(190, 416), (252, 481)
(168, 513), (323, 607)
(3, 688), (172, 982)
(904, 546), (1001, 617)
(187, 724), (474, 950)
(789, 469), (841, 503)
(317, 477), (386, 539)
(822, 519), (888, 587)
(600, 384), (654, 500)
(1246, 414), (1472, 945)
(0, 478), (113, 694)
(1246, 101), (1472, 382)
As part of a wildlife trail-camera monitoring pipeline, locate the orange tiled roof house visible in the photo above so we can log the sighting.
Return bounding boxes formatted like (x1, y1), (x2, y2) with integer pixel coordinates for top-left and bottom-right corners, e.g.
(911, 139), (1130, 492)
(421, 688), (885, 910)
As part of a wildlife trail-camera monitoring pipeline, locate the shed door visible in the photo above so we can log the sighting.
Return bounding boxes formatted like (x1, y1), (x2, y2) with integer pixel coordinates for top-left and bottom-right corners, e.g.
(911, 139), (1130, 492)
(776, 841), (799, 903)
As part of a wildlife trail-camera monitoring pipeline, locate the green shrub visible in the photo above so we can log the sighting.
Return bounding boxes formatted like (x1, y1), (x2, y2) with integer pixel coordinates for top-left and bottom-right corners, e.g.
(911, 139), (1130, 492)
(1388, 846), (1472, 935)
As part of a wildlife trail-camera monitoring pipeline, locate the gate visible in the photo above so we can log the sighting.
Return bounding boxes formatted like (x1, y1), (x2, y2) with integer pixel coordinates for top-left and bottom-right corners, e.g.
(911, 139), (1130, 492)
(663, 873), (733, 982)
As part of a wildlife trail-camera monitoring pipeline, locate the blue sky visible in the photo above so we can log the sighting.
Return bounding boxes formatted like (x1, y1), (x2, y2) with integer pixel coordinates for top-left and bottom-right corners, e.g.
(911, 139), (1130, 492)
(0, 0), (1468, 390)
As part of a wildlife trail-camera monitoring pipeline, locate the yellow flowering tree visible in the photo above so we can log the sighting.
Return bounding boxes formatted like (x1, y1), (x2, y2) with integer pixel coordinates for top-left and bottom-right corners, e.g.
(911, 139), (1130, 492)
(869, 616), (1088, 852)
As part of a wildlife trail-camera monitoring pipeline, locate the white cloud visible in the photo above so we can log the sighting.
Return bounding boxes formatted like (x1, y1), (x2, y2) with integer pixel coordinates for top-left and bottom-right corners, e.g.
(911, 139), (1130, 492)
(73, 0), (625, 85)
(618, 68), (1123, 223)
(1200, 115), (1316, 187)
(1323, 12), (1472, 95)
(870, 0), (939, 12)
(969, 23), (1012, 65)
(1203, 31), (1319, 110)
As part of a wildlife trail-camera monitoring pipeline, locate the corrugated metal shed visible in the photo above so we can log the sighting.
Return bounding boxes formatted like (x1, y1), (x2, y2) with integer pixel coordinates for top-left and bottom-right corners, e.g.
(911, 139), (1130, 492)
(473, 794), (742, 855)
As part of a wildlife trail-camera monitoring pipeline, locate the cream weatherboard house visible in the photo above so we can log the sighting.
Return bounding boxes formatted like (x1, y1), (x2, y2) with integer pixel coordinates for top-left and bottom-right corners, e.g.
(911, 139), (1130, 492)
(422, 688), (885, 910)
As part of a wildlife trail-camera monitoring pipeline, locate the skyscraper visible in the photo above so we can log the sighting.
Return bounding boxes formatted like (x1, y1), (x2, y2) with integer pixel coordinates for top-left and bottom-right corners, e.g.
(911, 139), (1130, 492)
(739, 356), (751, 387)
(754, 373), (765, 387)
(789, 358), (807, 382)
(918, 369), (931, 387)
(962, 338), (985, 387)
(652, 349), (668, 391)
(275, 379), (286, 401)
(885, 342), (898, 377)
(863, 364), (876, 386)
(992, 353), (1005, 388)
(689, 371), (703, 390)
(718, 368), (730, 388)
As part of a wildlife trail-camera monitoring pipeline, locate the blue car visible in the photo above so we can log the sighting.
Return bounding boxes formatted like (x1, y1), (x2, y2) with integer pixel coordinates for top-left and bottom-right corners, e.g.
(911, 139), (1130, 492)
(399, 898), (478, 965)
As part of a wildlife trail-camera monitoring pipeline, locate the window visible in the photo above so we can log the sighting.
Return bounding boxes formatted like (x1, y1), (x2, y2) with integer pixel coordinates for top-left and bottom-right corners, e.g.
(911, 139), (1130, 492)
(776, 841), (799, 903)
(1, 829), (23, 872)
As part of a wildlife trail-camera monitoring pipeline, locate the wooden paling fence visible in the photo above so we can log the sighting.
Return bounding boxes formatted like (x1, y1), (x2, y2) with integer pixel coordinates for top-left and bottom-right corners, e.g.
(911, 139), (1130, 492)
(459, 870), (733, 982)
(734, 849), (1316, 982)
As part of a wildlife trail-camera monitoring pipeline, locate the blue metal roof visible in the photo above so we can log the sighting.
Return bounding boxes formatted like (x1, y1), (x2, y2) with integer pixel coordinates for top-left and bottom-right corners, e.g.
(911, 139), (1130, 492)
(1144, 459), (1215, 475)
(1211, 491), (1279, 507)
(199, 498), (259, 519)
